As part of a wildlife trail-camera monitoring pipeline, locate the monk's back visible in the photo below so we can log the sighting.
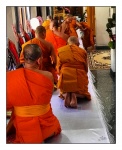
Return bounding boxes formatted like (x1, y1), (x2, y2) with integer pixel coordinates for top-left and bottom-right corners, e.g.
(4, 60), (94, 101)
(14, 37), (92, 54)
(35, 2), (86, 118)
(20, 38), (51, 63)
(7, 68), (53, 106)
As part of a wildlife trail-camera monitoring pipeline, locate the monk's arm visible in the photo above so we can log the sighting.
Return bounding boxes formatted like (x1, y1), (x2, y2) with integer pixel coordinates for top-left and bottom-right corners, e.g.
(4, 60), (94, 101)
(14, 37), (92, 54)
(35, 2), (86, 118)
(76, 21), (82, 28)
(60, 23), (66, 34)
(56, 56), (62, 74)
(46, 72), (54, 92)
(50, 44), (57, 67)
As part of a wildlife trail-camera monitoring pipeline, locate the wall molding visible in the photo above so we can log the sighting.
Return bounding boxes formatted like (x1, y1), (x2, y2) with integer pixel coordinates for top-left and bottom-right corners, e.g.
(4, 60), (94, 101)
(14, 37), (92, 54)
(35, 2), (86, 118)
(110, 68), (116, 80)
(95, 46), (110, 50)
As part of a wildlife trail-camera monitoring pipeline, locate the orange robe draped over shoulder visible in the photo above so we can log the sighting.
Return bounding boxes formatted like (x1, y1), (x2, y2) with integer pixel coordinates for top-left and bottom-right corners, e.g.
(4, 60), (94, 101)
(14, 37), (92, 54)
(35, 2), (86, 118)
(42, 20), (51, 30)
(45, 30), (67, 55)
(19, 38), (57, 83)
(7, 68), (61, 143)
(69, 20), (78, 37)
(57, 44), (91, 100)
(80, 22), (94, 49)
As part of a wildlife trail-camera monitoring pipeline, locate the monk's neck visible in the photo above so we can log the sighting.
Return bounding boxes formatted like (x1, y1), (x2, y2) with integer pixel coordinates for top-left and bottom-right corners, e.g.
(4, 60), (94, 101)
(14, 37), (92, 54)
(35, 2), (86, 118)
(24, 63), (39, 71)
(36, 36), (45, 42)
(52, 29), (58, 34)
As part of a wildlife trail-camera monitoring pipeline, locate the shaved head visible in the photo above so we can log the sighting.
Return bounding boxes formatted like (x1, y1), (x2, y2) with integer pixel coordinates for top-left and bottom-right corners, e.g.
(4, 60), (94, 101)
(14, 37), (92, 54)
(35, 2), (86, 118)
(68, 36), (79, 46)
(23, 44), (42, 63)
(35, 25), (46, 38)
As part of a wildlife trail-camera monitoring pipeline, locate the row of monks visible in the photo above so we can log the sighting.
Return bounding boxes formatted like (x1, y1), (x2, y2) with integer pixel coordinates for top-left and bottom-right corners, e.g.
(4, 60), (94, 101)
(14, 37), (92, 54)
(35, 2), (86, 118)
(7, 14), (95, 143)
(10, 14), (94, 83)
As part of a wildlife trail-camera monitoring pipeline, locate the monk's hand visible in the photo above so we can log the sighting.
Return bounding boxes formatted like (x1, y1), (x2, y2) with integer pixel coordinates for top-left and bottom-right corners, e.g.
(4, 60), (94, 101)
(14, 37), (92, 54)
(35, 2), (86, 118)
(19, 23), (25, 36)
(12, 25), (19, 42)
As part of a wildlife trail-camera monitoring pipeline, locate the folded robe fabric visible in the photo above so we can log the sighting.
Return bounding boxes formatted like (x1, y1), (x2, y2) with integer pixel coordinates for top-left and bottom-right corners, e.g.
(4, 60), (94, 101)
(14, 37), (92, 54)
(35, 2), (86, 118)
(69, 20), (78, 37)
(19, 38), (58, 83)
(7, 68), (61, 143)
(57, 44), (91, 100)
(45, 30), (67, 55)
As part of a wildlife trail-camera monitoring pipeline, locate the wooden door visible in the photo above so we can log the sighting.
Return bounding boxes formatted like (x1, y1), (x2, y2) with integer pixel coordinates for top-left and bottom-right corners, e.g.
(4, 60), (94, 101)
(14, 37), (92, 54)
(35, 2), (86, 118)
(86, 6), (95, 36)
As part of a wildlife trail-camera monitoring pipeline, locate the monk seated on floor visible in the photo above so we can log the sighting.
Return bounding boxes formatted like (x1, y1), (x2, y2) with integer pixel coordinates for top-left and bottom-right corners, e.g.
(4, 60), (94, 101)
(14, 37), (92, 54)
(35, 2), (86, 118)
(57, 36), (91, 108)
(7, 44), (61, 144)
(19, 25), (58, 85)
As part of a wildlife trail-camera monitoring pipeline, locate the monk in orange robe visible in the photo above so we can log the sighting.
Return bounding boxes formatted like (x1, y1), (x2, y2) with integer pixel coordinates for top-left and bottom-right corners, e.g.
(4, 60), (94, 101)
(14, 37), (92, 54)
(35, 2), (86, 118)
(45, 19), (68, 55)
(57, 36), (91, 108)
(80, 22), (95, 51)
(7, 44), (61, 143)
(42, 15), (52, 30)
(60, 14), (72, 36)
(69, 16), (82, 37)
(19, 26), (58, 84)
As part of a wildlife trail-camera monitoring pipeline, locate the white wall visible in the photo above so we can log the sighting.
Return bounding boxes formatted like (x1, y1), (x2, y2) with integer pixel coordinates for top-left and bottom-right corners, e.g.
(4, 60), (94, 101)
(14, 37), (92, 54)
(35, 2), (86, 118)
(95, 7), (110, 46)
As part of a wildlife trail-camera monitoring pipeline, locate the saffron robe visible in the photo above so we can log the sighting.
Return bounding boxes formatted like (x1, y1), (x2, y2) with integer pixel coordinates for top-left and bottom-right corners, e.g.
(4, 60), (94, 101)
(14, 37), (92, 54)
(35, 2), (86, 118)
(80, 22), (94, 50)
(42, 20), (51, 30)
(57, 44), (91, 100)
(19, 38), (58, 84)
(7, 68), (61, 143)
(69, 20), (78, 37)
(45, 30), (67, 55)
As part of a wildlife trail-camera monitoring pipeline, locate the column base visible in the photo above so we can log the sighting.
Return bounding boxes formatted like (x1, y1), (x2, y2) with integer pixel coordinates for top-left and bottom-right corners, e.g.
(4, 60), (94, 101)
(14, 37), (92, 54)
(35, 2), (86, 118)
(110, 68), (116, 80)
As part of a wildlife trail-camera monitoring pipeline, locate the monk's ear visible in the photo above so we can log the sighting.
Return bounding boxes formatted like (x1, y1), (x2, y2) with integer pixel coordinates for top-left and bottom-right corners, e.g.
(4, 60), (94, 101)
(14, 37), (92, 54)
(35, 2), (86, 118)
(35, 32), (37, 38)
(42, 32), (46, 39)
(37, 57), (42, 65)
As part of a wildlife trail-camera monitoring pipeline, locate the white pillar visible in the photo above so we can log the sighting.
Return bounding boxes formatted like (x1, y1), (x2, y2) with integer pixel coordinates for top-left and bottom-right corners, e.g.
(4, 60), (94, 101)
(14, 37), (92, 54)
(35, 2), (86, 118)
(41, 6), (46, 20)
(30, 7), (37, 18)
(111, 49), (116, 72)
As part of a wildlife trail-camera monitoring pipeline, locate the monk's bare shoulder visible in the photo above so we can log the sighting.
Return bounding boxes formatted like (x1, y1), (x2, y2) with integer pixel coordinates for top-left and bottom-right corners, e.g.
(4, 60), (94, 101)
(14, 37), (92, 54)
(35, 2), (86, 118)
(36, 70), (54, 83)
(43, 71), (54, 83)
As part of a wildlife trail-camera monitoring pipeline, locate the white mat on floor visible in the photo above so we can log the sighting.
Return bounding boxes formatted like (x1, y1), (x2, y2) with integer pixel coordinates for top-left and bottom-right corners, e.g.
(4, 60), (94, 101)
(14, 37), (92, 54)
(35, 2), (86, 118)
(47, 70), (114, 143)
(46, 32), (114, 143)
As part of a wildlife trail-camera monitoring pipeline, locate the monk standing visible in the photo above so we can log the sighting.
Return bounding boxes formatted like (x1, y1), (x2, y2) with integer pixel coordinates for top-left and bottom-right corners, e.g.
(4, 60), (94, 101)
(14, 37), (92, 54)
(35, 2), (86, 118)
(69, 16), (82, 37)
(7, 44), (61, 143)
(80, 22), (95, 51)
(19, 26), (58, 85)
(60, 14), (72, 36)
(57, 36), (91, 108)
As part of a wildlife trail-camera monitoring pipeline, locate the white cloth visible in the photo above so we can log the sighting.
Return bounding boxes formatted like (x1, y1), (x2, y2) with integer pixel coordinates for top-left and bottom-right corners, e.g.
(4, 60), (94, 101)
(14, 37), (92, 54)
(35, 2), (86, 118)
(48, 29), (114, 143)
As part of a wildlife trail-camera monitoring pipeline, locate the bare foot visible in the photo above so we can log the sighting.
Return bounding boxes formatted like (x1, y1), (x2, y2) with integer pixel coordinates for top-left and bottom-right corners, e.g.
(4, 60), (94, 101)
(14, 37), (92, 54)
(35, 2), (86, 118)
(64, 92), (71, 107)
(70, 93), (77, 108)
